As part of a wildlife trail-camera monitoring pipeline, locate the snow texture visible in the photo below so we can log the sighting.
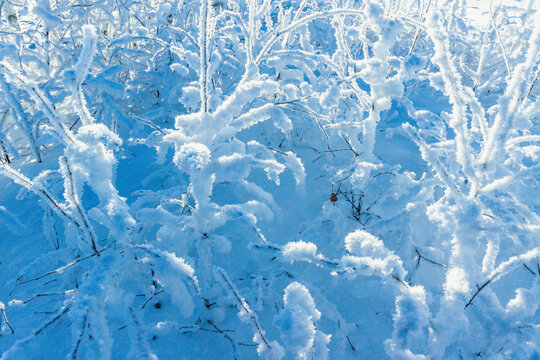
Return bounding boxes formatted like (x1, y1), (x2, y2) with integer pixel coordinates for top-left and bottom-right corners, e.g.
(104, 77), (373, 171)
(0, 0), (538, 359)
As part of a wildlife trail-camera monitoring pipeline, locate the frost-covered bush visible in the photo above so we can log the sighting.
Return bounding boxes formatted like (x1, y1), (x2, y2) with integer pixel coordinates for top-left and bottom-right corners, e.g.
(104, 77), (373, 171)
(0, 0), (538, 359)
(276, 282), (330, 360)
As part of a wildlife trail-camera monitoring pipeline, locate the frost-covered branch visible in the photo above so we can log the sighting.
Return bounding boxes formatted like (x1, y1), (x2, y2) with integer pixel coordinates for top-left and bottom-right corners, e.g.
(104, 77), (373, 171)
(465, 248), (540, 309)
(0, 73), (41, 162)
(0, 163), (82, 233)
(199, 0), (210, 113)
(216, 267), (284, 359)
(72, 25), (98, 126)
(479, 8), (540, 170)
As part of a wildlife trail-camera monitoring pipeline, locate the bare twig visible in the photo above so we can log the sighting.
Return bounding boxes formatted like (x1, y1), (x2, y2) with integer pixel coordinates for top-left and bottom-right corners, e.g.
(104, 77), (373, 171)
(1, 307), (15, 334)
(71, 312), (88, 359)
(46, 209), (60, 250)
(346, 335), (356, 351)
(207, 320), (238, 360)
(140, 290), (164, 309)
(415, 249), (448, 269)
(465, 279), (491, 309)
(35, 306), (69, 335)
(278, 102), (337, 156)
(523, 263), (536, 275)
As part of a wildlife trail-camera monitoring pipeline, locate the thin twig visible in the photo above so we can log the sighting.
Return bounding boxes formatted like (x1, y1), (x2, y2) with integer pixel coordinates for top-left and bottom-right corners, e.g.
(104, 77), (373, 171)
(35, 306), (69, 335)
(489, 0), (511, 77)
(71, 312), (88, 359)
(415, 249), (448, 269)
(22, 289), (77, 304)
(207, 320), (238, 360)
(216, 268), (271, 350)
(0, 163), (81, 229)
(18, 246), (109, 285)
(199, 0), (210, 113)
(524, 67), (539, 101)
(252, 226), (268, 245)
(1, 307), (15, 334)
(60, 156), (100, 256)
(140, 290), (164, 309)
(465, 279), (492, 309)
(346, 335), (356, 351)
(523, 263), (536, 275)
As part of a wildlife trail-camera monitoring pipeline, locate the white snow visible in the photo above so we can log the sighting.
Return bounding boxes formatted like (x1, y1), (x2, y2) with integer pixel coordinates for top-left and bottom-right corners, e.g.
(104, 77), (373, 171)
(0, 0), (538, 359)
(282, 241), (320, 263)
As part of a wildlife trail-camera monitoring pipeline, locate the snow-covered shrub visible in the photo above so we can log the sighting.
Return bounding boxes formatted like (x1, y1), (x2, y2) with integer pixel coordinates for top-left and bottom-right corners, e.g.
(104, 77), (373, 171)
(276, 282), (330, 360)
(0, 0), (538, 359)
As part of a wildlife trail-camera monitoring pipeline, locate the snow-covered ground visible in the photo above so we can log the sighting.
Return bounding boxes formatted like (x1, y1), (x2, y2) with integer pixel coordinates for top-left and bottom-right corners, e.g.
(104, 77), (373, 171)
(0, 0), (538, 359)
